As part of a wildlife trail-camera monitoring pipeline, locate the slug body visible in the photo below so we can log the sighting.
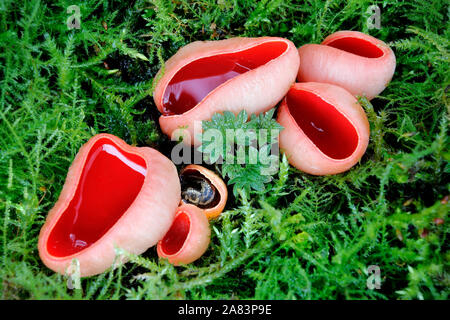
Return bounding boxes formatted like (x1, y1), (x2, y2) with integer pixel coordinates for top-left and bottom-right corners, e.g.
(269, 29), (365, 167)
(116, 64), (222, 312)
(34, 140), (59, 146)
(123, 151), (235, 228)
(38, 134), (181, 277)
(157, 204), (211, 265)
(153, 37), (300, 145)
(297, 31), (396, 100)
(277, 82), (370, 175)
(182, 176), (216, 207)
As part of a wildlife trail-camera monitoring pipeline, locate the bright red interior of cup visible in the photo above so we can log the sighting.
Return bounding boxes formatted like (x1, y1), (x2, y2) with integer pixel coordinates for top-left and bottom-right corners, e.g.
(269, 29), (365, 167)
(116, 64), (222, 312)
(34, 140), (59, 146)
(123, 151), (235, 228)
(325, 37), (383, 58)
(286, 89), (358, 159)
(160, 211), (190, 255)
(47, 138), (147, 257)
(162, 41), (288, 115)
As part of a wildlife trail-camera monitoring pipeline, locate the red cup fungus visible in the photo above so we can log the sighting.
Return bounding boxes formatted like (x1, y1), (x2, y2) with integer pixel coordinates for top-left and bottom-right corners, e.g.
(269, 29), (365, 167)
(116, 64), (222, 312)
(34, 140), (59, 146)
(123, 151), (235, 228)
(157, 203), (211, 265)
(38, 133), (181, 277)
(180, 165), (228, 220)
(297, 30), (396, 100)
(277, 82), (370, 175)
(153, 37), (300, 144)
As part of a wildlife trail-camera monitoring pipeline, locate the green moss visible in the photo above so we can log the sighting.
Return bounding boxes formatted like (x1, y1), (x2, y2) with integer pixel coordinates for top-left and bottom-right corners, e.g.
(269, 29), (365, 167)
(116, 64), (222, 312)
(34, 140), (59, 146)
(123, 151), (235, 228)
(0, 0), (448, 299)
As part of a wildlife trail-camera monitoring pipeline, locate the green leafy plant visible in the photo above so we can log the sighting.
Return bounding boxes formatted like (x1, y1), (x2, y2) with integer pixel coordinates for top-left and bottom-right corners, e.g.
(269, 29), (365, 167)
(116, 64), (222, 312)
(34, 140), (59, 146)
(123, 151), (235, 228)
(199, 109), (283, 197)
(0, 0), (448, 300)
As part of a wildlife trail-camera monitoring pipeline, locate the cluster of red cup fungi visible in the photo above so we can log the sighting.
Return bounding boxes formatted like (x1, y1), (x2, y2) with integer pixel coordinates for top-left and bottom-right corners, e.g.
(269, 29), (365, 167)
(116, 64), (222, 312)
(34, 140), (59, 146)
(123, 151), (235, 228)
(38, 136), (227, 276)
(38, 30), (396, 277)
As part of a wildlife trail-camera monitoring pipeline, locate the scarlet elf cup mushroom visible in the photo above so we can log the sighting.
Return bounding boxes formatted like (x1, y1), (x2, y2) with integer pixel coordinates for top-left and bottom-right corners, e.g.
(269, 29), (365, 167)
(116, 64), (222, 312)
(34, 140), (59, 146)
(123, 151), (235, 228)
(157, 203), (211, 265)
(153, 37), (300, 145)
(38, 134), (181, 277)
(297, 30), (396, 100)
(277, 82), (370, 175)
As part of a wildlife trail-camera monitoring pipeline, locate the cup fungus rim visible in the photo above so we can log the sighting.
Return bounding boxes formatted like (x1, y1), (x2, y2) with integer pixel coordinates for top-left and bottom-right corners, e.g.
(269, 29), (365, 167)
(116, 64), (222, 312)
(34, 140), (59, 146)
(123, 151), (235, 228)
(158, 209), (193, 258)
(40, 133), (152, 261)
(321, 30), (389, 61)
(282, 85), (362, 163)
(159, 37), (292, 119)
